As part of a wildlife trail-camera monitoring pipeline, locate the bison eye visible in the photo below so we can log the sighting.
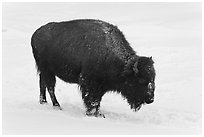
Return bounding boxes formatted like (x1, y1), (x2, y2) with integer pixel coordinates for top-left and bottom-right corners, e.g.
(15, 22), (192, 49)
(147, 66), (151, 71)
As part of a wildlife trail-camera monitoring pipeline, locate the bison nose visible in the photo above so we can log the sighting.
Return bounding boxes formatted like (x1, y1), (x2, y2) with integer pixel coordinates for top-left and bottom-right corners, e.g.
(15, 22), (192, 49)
(145, 97), (154, 104)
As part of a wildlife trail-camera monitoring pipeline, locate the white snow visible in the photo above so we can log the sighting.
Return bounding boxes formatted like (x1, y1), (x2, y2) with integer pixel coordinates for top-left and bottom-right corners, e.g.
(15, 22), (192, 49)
(2, 3), (202, 134)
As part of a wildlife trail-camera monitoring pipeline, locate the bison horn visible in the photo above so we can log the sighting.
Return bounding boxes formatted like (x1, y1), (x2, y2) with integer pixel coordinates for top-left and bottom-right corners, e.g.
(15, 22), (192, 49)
(133, 61), (139, 74)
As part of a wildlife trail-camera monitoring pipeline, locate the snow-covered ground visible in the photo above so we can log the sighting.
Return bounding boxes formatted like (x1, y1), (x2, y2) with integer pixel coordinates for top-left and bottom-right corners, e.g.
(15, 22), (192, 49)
(2, 3), (202, 134)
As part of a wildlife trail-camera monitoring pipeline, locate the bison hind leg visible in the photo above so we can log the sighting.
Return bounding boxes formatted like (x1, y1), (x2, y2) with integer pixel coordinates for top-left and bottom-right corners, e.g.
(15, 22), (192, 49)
(39, 71), (61, 110)
(39, 73), (47, 104)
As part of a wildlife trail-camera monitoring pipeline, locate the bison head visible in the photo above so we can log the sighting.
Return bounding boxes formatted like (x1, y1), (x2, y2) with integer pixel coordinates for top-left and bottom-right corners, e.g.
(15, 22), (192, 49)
(122, 56), (156, 111)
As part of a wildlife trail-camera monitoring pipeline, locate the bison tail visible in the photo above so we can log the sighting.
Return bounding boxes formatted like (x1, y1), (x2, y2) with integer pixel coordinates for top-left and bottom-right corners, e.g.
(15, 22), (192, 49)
(34, 53), (41, 74)
(31, 39), (41, 74)
(32, 49), (41, 74)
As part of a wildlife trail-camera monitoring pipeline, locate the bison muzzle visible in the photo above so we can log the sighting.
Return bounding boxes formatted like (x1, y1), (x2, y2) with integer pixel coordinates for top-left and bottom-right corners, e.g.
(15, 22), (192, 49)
(31, 19), (156, 118)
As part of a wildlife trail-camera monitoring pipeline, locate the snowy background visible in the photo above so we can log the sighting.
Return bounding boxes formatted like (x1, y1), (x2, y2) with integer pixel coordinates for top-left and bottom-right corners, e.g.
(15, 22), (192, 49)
(2, 2), (202, 134)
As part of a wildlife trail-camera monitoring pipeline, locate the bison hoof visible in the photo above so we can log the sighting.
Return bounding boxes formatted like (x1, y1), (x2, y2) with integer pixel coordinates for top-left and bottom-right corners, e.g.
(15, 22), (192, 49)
(39, 99), (47, 104)
(86, 111), (105, 118)
(53, 105), (62, 110)
(96, 113), (105, 118)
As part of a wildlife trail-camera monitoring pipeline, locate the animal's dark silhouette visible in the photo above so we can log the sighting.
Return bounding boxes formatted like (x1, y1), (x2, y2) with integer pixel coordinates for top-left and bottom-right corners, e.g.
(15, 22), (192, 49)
(31, 19), (156, 117)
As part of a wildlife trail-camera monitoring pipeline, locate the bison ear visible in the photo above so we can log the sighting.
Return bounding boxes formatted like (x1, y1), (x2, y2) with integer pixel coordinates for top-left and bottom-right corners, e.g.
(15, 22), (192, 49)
(133, 61), (139, 74)
(149, 56), (154, 64)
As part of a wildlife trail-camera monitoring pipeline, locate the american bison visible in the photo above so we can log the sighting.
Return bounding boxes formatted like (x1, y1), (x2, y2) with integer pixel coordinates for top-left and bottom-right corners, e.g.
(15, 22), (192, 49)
(31, 19), (156, 118)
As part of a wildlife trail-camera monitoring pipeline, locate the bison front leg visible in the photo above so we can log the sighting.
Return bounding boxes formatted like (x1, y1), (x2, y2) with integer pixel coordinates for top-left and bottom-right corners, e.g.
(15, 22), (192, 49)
(84, 95), (105, 118)
(81, 89), (105, 118)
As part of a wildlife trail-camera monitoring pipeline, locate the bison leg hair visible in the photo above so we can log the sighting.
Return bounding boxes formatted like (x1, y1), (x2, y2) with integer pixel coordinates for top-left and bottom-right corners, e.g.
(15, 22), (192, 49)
(39, 73), (47, 104)
(40, 72), (61, 110)
(80, 83), (105, 117)
(83, 93), (105, 118)
(47, 87), (62, 110)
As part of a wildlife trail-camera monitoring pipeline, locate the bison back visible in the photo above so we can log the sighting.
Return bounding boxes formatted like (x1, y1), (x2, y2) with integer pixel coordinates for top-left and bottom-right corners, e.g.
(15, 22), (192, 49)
(31, 19), (135, 84)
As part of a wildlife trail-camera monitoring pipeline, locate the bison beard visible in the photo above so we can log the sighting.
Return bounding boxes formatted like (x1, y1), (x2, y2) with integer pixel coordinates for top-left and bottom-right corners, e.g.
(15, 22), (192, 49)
(31, 19), (156, 118)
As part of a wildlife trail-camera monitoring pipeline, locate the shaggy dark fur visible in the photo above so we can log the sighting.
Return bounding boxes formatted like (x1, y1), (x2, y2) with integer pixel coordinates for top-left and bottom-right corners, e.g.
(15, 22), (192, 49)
(31, 19), (156, 117)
